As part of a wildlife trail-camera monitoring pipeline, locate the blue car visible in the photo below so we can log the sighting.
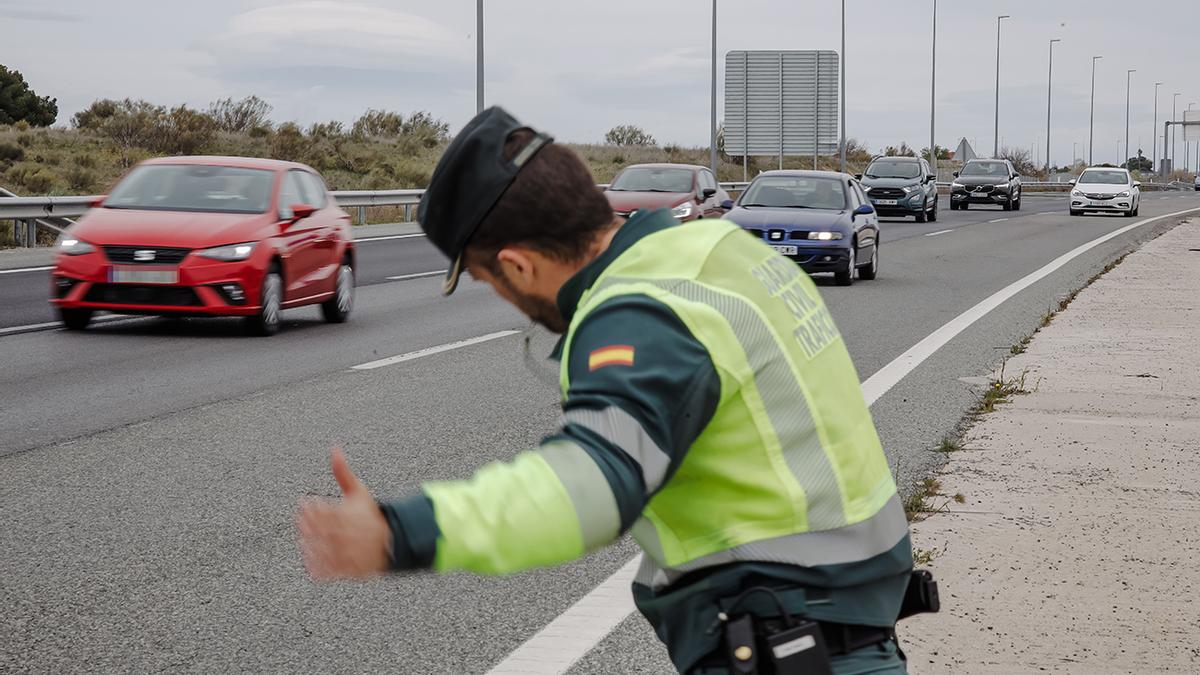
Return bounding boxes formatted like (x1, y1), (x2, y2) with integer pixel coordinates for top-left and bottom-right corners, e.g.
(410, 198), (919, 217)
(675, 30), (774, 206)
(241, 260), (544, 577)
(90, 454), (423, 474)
(722, 170), (880, 286)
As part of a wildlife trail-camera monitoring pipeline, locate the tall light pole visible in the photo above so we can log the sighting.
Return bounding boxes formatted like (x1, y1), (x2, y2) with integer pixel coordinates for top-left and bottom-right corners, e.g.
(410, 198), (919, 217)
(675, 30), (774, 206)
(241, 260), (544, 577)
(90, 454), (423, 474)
(1124, 69), (1136, 168)
(1089, 56), (1102, 165)
(1073, 141), (1078, 165)
(993, 15), (1010, 157)
(1173, 92), (1182, 172)
(839, 0), (847, 172)
(476, 0), (484, 114)
(929, 0), (937, 171)
(1046, 38), (1060, 173)
(709, 0), (717, 174)
(1188, 103), (1197, 175)
(1153, 82), (1163, 174)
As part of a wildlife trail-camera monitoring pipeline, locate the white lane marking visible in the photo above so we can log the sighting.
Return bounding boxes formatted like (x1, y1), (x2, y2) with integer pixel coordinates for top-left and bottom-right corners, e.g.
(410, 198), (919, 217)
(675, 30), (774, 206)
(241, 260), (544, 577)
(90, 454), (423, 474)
(351, 330), (519, 370)
(488, 203), (1200, 674)
(860, 204), (1200, 405)
(989, 218), (1010, 223)
(0, 265), (53, 275)
(924, 229), (954, 237)
(385, 270), (446, 281)
(488, 557), (641, 675)
(355, 233), (426, 243)
(0, 314), (137, 336)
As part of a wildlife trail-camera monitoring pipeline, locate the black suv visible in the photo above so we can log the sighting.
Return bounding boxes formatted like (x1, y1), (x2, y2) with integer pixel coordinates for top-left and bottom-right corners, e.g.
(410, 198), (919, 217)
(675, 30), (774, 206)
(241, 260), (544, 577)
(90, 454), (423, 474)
(856, 156), (939, 222)
(950, 159), (1022, 211)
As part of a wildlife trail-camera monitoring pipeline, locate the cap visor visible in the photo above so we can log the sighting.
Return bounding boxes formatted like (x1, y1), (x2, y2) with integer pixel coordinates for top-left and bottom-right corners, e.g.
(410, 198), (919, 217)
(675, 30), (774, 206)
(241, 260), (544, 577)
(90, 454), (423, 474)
(442, 252), (465, 295)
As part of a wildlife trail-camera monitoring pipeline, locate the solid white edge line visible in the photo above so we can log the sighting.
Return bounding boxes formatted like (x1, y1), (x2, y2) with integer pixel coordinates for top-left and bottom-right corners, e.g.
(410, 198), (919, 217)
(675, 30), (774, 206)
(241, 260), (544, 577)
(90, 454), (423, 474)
(0, 265), (53, 275)
(355, 233), (427, 243)
(924, 229), (954, 237)
(350, 330), (519, 370)
(860, 205), (1200, 405)
(385, 270), (446, 281)
(487, 204), (1200, 675)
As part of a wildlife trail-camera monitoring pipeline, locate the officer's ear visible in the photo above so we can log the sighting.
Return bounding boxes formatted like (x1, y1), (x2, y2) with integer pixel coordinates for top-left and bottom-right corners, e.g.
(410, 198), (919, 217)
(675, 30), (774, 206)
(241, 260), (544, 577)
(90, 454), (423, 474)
(495, 246), (538, 290)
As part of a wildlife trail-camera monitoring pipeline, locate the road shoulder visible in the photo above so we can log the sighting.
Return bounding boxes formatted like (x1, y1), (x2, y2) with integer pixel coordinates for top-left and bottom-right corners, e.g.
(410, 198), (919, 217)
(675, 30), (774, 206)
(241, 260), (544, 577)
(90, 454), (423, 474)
(902, 218), (1200, 672)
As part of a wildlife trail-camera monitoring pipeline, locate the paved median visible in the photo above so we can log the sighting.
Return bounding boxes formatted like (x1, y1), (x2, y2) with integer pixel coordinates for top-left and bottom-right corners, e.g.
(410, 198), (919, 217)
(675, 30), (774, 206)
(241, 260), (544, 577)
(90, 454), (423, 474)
(903, 219), (1200, 672)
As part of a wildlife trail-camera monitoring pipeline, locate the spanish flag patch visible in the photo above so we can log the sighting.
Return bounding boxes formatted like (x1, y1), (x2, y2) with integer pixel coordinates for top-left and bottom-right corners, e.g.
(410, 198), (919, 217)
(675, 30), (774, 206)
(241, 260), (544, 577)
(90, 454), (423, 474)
(588, 345), (635, 371)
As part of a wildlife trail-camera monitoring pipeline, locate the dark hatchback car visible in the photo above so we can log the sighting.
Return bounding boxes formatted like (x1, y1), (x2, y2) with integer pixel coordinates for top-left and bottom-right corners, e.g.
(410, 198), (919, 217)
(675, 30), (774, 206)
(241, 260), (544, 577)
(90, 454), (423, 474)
(604, 163), (729, 221)
(857, 156), (939, 222)
(721, 170), (879, 286)
(950, 159), (1022, 211)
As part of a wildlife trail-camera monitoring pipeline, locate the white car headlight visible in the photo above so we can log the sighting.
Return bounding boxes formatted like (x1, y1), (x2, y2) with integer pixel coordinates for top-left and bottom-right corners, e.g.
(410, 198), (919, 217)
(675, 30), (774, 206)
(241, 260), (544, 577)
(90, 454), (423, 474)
(901, 185), (920, 193)
(197, 242), (257, 261)
(57, 236), (95, 256)
(951, 182), (964, 189)
(1071, 190), (1083, 197)
(807, 231), (844, 241)
(670, 202), (695, 219)
(1116, 191), (1129, 197)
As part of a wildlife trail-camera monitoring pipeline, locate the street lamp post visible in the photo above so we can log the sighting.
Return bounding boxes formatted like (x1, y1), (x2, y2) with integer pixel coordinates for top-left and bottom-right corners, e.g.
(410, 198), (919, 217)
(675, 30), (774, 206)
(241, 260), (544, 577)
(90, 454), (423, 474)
(1046, 38), (1060, 173)
(929, 0), (937, 171)
(993, 15), (1010, 157)
(476, 0), (484, 114)
(1089, 56), (1102, 165)
(839, 0), (847, 172)
(1153, 82), (1163, 174)
(1173, 93), (1182, 172)
(710, 0), (717, 174)
(1124, 69), (1136, 169)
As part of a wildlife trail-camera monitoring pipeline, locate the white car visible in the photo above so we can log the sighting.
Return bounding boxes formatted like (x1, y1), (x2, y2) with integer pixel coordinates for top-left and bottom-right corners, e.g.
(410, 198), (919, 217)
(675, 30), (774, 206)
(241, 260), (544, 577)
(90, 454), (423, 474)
(1069, 167), (1140, 217)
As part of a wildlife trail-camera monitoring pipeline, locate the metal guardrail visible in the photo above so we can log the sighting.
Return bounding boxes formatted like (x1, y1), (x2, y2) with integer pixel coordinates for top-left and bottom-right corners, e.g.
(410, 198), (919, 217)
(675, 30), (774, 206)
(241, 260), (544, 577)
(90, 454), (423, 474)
(1, 178), (1190, 248)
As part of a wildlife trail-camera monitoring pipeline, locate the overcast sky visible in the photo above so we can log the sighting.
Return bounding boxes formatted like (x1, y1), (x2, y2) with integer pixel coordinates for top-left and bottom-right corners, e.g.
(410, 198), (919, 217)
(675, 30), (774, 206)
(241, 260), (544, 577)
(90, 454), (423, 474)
(4, 0), (1199, 166)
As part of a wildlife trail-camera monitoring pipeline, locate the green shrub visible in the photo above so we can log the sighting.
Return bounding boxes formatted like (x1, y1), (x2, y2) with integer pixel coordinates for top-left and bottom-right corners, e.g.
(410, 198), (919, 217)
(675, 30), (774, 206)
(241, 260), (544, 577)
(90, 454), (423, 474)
(65, 165), (96, 191)
(16, 133), (32, 147)
(0, 142), (23, 162)
(269, 122), (306, 161)
(75, 152), (97, 169)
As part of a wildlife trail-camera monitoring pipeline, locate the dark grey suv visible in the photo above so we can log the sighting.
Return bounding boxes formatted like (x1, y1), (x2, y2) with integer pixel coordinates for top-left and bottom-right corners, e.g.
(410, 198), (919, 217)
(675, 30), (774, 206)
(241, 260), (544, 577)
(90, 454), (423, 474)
(856, 156), (939, 222)
(950, 159), (1022, 211)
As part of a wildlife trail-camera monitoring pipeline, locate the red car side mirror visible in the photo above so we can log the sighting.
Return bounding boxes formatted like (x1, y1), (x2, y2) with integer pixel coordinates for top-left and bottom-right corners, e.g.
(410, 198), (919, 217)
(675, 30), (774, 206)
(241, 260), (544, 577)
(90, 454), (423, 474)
(89, 196), (107, 208)
(290, 203), (317, 221)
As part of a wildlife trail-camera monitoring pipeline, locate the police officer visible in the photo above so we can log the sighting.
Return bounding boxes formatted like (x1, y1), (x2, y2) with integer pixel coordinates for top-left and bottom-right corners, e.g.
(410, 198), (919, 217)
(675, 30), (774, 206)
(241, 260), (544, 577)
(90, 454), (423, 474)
(297, 107), (914, 674)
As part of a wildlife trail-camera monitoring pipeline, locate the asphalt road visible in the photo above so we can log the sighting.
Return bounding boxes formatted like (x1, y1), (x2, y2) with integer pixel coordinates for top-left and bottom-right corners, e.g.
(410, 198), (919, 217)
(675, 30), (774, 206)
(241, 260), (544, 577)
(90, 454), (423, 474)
(3, 192), (1199, 674)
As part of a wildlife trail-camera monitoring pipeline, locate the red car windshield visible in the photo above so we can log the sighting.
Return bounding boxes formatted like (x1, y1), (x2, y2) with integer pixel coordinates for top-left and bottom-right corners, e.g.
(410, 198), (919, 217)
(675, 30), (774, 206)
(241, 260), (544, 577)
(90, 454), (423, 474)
(609, 168), (694, 193)
(105, 165), (274, 214)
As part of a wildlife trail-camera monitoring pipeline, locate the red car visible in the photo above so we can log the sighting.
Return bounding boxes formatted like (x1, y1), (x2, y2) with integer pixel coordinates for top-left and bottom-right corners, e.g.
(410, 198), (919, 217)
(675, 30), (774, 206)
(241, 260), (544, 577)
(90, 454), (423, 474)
(50, 156), (354, 336)
(604, 163), (730, 221)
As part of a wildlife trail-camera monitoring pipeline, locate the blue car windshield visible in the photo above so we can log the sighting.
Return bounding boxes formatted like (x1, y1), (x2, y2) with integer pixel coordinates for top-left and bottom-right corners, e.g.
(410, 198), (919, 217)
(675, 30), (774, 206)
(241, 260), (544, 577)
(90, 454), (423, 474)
(740, 176), (847, 210)
(105, 164), (274, 214)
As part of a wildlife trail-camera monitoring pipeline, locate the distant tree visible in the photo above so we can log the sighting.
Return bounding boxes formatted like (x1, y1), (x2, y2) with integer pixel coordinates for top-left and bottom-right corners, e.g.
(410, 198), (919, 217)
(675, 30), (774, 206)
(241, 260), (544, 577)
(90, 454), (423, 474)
(307, 120), (346, 139)
(1124, 150), (1152, 172)
(72, 99), (121, 130)
(921, 145), (951, 162)
(208, 96), (273, 133)
(883, 142), (917, 157)
(0, 65), (57, 126)
(998, 146), (1037, 176)
(605, 124), (656, 147)
(842, 138), (872, 163)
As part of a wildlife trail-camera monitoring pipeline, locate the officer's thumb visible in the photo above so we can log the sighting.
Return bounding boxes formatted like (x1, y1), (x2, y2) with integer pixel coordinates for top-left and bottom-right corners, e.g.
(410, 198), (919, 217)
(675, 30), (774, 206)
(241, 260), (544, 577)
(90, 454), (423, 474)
(330, 447), (367, 499)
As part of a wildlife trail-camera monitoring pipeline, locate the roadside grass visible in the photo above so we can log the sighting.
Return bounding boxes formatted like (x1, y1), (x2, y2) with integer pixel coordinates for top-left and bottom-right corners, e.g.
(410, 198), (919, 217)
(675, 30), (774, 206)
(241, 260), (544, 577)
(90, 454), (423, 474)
(902, 245), (1143, 551)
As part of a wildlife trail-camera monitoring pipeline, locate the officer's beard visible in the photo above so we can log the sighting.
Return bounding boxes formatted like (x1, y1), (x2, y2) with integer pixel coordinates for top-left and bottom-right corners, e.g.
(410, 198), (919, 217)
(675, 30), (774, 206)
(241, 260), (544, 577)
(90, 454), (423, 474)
(495, 274), (567, 334)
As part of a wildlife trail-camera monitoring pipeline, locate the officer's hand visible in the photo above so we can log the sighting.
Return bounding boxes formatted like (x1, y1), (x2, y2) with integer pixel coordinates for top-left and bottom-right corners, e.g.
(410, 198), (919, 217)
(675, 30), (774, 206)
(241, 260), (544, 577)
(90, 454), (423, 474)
(297, 448), (391, 580)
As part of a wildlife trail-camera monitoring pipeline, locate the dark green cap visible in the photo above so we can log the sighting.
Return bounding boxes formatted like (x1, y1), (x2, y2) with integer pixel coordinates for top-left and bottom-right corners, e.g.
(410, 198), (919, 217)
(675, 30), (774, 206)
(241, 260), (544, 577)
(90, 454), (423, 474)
(417, 106), (553, 294)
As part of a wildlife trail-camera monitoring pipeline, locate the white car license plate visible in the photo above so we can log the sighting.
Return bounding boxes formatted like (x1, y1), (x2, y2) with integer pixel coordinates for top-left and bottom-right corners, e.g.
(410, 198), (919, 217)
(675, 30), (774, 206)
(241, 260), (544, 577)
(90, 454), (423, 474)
(1089, 200), (1111, 207)
(873, 199), (898, 206)
(769, 245), (799, 255)
(109, 267), (178, 284)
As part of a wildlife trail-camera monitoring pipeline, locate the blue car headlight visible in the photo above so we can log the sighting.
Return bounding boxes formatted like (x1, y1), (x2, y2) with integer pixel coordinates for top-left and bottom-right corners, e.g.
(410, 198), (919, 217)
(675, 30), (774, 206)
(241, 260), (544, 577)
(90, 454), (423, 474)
(807, 231), (844, 241)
